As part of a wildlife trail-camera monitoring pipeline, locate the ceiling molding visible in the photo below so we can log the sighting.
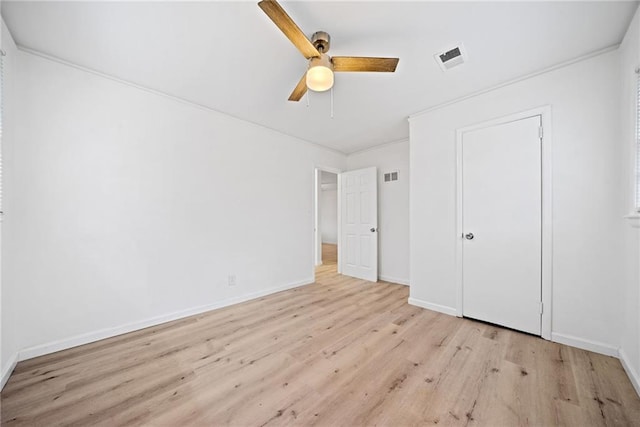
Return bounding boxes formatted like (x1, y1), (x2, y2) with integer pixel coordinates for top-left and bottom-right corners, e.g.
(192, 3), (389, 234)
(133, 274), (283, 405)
(347, 138), (409, 156)
(16, 45), (349, 157)
(408, 44), (620, 121)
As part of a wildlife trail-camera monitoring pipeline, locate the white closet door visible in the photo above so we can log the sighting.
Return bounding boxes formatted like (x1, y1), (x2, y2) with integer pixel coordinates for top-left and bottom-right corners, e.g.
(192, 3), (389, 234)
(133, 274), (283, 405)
(462, 115), (542, 335)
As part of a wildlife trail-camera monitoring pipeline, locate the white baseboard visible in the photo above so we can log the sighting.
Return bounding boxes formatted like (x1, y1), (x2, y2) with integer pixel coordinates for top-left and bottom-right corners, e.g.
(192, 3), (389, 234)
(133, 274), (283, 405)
(17, 278), (314, 363)
(379, 275), (410, 286)
(408, 297), (457, 316)
(1, 352), (19, 391)
(619, 347), (640, 398)
(551, 332), (618, 357)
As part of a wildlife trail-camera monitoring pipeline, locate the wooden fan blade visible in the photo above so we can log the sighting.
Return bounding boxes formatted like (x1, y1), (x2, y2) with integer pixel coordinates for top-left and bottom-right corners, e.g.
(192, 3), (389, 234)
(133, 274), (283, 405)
(288, 72), (308, 102)
(332, 57), (399, 72)
(258, 0), (320, 59)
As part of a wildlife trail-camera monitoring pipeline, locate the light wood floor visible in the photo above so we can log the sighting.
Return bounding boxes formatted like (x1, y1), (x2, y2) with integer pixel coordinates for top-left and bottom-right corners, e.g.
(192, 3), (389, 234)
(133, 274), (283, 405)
(322, 243), (337, 266)
(2, 256), (640, 426)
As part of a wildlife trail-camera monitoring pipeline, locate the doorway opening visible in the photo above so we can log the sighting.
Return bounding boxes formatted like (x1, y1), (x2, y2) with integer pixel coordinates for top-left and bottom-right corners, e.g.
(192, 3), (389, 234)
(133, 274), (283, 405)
(313, 166), (378, 283)
(314, 168), (340, 278)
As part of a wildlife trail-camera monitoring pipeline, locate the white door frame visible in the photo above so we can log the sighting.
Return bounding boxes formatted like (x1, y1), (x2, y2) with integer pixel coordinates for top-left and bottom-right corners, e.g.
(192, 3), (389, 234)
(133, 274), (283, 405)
(455, 106), (553, 340)
(313, 166), (343, 280)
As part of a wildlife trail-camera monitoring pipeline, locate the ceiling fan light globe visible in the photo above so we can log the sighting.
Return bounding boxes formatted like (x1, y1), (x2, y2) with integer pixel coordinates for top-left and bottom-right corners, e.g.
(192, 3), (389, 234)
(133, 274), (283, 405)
(306, 66), (334, 92)
(306, 53), (334, 92)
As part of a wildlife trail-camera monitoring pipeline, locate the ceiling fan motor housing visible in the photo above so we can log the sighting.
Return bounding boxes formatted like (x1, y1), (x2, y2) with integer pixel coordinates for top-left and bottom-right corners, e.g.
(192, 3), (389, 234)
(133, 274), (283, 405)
(311, 31), (331, 53)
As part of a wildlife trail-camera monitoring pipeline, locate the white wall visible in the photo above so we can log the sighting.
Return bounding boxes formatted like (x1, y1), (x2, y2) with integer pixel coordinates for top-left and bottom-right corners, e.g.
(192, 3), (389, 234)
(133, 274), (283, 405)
(348, 141), (410, 285)
(409, 50), (626, 354)
(1, 18), (19, 388)
(619, 6), (640, 395)
(320, 186), (337, 245)
(2, 48), (345, 377)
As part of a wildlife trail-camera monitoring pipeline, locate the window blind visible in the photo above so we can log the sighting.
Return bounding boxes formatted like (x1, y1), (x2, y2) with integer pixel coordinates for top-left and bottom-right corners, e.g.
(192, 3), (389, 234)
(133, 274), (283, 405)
(636, 71), (640, 211)
(0, 51), (4, 217)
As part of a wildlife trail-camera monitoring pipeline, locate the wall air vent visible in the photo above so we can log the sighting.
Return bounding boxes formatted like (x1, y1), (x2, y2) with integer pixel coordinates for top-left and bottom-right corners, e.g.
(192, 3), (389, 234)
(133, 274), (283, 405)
(435, 43), (467, 71)
(384, 171), (399, 183)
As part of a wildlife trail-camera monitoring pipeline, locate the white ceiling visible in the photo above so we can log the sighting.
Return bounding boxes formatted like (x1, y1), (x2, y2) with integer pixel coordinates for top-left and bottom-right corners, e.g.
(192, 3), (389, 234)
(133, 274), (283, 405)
(2, 1), (637, 153)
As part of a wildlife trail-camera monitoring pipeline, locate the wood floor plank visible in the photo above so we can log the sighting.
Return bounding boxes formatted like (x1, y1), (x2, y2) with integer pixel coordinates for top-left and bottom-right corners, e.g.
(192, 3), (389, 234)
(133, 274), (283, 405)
(2, 258), (640, 426)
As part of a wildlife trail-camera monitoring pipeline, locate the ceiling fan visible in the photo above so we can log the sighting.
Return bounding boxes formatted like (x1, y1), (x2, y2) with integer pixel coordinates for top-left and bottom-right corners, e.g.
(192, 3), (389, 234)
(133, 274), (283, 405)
(258, 0), (399, 102)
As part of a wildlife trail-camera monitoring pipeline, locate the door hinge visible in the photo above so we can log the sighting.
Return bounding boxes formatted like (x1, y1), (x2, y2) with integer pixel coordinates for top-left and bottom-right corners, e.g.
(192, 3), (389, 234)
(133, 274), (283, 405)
(538, 302), (544, 314)
(538, 126), (544, 140)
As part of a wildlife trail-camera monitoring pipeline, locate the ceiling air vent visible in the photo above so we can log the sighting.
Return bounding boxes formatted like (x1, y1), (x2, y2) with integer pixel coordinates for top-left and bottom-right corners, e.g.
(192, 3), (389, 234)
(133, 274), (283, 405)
(435, 43), (467, 71)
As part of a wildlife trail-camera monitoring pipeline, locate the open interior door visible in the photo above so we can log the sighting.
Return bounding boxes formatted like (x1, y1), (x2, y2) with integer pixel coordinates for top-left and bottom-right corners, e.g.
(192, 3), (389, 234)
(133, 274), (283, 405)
(340, 167), (378, 282)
